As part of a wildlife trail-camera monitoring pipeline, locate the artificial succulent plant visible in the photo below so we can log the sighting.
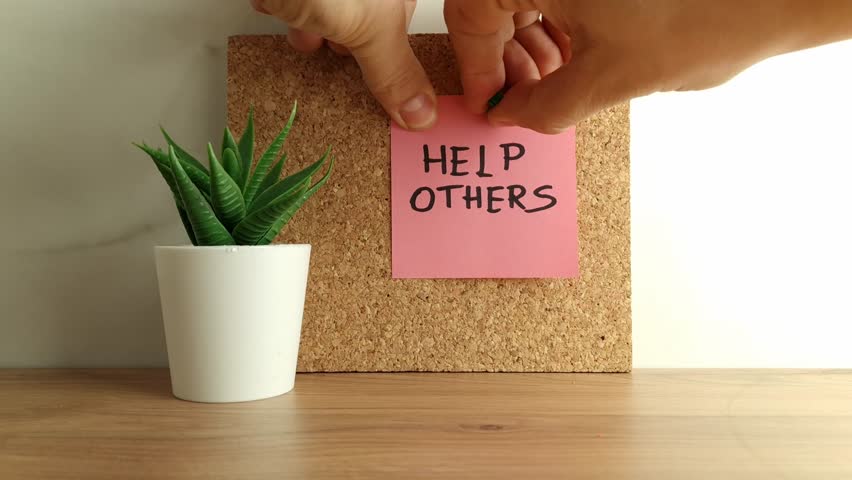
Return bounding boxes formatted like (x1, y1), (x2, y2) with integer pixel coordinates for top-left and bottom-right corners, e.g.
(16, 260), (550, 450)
(135, 101), (334, 246)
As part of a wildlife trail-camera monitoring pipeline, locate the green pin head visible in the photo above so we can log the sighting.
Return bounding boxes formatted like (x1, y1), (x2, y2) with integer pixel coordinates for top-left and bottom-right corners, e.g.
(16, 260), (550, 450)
(487, 87), (508, 111)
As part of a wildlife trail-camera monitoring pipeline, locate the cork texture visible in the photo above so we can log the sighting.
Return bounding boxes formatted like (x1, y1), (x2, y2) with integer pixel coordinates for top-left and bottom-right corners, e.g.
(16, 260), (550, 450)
(227, 34), (631, 372)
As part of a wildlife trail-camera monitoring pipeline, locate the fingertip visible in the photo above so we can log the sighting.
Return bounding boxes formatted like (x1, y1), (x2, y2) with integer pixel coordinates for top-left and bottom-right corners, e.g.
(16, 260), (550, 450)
(488, 116), (516, 128)
(287, 28), (324, 53)
(503, 38), (540, 85)
(464, 93), (488, 115)
(461, 73), (506, 115)
(486, 79), (534, 128)
(488, 78), (577, 135)
(514, 20), (564, 77)
(327, 41), (350, 56)
(542, 17), (572, 64)
(249, 0), (270, 15)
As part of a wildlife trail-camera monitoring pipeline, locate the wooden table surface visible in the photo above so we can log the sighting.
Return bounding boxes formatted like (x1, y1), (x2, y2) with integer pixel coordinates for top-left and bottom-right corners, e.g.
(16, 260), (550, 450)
(1, 369), (850, 479)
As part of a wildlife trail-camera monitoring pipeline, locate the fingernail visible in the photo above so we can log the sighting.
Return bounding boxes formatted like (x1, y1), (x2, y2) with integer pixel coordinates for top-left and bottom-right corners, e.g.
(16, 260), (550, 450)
(249, 0), (270, 14)
(399, 94), (436, 129)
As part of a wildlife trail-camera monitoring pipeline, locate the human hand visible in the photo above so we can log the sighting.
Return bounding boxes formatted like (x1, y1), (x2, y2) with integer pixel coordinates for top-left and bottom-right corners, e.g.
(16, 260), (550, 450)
(250, 0), (437, 130)
(445, 0), (852, 134)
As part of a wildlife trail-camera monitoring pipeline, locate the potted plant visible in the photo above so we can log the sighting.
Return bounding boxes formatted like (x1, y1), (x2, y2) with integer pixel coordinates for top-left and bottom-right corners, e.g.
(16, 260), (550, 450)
(134, 101), (334, 403)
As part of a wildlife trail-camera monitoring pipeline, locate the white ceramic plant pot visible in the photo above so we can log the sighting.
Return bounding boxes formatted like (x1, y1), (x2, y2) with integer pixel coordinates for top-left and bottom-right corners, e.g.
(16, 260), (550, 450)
(154, 244), (311, 403)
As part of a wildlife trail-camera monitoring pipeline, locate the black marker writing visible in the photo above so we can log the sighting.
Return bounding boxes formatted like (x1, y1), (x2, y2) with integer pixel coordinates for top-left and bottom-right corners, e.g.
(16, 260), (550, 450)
(463, 185), (482, 209)
(525, 185), (557, 213)
(410, 186), (435, 212)
(486, 186), (505, 213)
(500, 143), (525, 171)
(476, 145), (493, 178)
(449, 146), (469, 176)
(410, 142), (557, 214)
(435, 184), (464, 208)
(506, 184), (527, 210)
(423, 145), (447, 174)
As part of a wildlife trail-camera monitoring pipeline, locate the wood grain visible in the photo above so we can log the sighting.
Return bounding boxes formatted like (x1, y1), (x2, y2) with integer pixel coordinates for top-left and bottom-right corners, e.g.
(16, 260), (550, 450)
(1, 370), (850, 479)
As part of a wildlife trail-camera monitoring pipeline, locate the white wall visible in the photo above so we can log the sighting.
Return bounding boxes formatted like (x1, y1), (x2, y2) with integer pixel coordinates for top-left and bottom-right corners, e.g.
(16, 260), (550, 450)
(1, 1), (849, 367)
(0, 1), (286, 366)
(632, 41), (852, 367)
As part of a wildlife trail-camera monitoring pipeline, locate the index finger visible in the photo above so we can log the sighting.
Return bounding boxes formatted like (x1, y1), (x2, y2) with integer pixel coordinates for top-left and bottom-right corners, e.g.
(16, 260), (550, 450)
(443, 0), (516, 113)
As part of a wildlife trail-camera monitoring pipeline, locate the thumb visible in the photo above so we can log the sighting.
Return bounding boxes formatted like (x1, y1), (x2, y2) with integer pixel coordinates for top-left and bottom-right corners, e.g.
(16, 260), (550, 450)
(488, 50), (640, 134)
(347, 25), (438, 130)
(258, 0), (437, 130)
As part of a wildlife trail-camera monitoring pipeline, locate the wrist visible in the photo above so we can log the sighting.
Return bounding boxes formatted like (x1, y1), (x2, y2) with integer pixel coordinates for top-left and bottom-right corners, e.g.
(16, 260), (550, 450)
(659, 0), (852, 92)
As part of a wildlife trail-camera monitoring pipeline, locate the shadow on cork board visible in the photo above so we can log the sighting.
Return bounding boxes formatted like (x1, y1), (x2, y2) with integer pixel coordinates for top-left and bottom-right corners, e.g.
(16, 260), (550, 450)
(226, 33), (631, 372)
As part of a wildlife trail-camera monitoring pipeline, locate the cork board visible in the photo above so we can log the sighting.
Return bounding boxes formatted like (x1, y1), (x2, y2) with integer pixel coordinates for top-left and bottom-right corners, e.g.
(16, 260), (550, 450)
(227, 34), (631, 372)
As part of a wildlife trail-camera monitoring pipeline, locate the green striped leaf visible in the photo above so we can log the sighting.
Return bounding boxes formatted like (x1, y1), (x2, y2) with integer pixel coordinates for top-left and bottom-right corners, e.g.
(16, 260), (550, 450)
(233, 155), (334, 246)
(248, 147), (330, 214)
(208, 145), (247, 231)
(169, 146), (234, 246)
(142, 136), (211, 199)
(160, 126), (209, 175)
(176, 203), (198, 245)
(134, 143), (180, 202)
(179, 160), (211, 200)
(221, 128), (242, 184)
(243, 101), (297, 204)
(254, 154), (286, 205)
(135, 142), (198, 244)
(237, 105), (255, 189)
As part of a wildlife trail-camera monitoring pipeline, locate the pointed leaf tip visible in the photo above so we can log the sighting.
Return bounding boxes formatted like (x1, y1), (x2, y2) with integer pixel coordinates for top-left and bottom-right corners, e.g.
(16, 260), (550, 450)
(170, 145), (234, 246)
(247, 146), (331, 214)
(222, 146), (242, 185)
(160, 126), (209, 175)
(238, 106), (256, 189)
(243, 103), (298, 205)
(255, 154), (286, 203)
(209, 146), (247, 232)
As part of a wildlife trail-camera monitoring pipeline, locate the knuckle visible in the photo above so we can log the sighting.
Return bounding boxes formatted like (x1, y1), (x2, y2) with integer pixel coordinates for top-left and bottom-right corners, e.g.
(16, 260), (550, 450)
(256, 0), (294, 18)
(262, 0), (363, 41)
(367, 65), (424, 101)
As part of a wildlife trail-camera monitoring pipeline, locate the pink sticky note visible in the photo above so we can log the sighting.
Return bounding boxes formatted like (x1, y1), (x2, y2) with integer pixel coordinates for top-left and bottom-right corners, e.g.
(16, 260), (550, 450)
(391, 95), (578, 279)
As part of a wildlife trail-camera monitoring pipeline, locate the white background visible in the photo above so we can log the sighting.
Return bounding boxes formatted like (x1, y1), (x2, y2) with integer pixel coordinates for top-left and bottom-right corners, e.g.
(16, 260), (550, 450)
(1, 1), (850, 367)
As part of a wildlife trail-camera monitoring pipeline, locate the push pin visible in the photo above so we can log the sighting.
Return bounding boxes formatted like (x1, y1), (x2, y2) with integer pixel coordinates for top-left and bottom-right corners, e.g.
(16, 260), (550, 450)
(486, 86), (509, 111)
